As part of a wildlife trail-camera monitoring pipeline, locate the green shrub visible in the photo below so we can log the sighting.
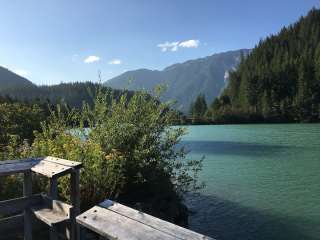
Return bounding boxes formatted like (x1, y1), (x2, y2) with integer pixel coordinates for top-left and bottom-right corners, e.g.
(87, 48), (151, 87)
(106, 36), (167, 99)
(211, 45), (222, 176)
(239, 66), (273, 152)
(27, 88), (203, 213)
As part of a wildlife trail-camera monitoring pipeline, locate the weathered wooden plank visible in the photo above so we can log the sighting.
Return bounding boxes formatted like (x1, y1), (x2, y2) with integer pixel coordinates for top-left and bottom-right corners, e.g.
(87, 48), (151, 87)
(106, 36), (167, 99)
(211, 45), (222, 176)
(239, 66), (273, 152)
(0, 160), (38, 176)
(50, 228), (59, 240)
(31, 160), (72, 178)
(0, 156), (81, 177)
(50, 178), (58, 199)
(31, 197), (73, 226)
(24, 170), (33, 240)
(99, 200), (214, 240)
(42, 195), (73, 216)
(0, 194), (42, 216)
(52, 200), (73, 218)
(43, 156), (82, 169)
(0, 157), (42, 165)
(70, 169), (80, 240)
(76, 206), (179, 240)
(31, 206), (71, 227)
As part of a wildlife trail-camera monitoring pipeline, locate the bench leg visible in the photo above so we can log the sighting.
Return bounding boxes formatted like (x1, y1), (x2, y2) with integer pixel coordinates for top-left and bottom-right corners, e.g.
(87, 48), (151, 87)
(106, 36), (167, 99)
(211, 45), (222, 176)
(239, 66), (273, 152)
(24, 171), (32, 240)
(71, 169), (80, 240)
(50, 227), (58, 240)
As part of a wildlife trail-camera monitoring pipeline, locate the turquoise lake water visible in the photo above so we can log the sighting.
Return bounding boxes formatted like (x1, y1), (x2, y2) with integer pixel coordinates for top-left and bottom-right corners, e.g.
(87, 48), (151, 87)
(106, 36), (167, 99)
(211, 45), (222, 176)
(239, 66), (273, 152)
(182, 124), (320, 240)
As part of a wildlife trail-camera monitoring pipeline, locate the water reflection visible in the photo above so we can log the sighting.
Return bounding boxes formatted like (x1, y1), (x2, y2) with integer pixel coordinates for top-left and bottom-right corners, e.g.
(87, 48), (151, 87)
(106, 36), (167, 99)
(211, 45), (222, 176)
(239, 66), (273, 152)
(185, 193), (319, 240)
(181, 141), (294, 157)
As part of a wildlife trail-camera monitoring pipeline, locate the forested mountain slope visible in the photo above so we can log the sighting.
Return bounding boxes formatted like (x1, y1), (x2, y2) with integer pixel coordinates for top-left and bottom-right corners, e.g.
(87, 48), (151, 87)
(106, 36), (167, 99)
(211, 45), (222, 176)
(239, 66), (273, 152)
(0, 81), (131, 108)
(0, 66), (35, 90)
(105, 49), (250, 112)
(210, 8), (320, 122)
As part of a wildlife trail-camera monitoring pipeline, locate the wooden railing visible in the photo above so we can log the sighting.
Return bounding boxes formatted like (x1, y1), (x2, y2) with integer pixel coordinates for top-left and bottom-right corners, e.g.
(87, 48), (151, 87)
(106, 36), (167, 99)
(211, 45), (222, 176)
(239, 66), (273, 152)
(0, 157), (214, 240)
(0, 157), (82, 240)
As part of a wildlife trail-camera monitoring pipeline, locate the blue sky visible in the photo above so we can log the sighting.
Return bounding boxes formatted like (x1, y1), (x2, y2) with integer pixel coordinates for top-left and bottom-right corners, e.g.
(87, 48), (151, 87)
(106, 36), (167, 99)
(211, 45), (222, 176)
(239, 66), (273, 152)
(0, 0), (319, 85)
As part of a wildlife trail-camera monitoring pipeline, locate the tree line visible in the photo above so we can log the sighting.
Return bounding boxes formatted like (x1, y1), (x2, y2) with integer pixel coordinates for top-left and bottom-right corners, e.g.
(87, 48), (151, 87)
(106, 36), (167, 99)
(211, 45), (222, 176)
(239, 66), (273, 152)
(0, 81), (134, 109)
(185, 8), (320, 124)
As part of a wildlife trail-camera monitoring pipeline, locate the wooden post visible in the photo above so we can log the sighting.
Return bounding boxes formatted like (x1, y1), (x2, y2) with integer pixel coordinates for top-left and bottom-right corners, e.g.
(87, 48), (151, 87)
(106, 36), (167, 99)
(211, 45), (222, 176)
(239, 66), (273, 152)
(49, 178), (58, 200)
(79, 226), (87, 240)
(49, 229), (58, 240)
(23, 170), (32, 240)
(70, 169), (80, 240)
(49, 177), (58, 240)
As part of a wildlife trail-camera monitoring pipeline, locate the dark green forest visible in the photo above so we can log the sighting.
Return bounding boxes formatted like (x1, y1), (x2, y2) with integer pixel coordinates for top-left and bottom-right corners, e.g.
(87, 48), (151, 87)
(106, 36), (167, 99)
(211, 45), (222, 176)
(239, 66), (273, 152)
(0, 81), (132, 109)
(205, 8), (320, 123)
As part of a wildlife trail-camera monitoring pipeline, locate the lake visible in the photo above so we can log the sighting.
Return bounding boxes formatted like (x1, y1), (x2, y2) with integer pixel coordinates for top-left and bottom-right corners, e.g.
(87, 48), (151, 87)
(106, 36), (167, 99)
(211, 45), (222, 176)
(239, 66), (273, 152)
(182, 124), (320, 240)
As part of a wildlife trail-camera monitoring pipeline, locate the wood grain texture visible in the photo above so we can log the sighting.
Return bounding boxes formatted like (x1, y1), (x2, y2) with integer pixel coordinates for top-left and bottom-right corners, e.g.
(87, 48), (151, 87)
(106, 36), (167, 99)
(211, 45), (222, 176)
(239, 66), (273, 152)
(0, 161), (38, 176)
(77, 206), (179, 240)
(70, 169), (80, 240)
(23, 170), (33, 240)
(99, 200), (214, 240)
(0, 157), (42, 165)
(31, 160), (72, 178)
(31, 206), (70, 227)
(43, 156), (82, 169)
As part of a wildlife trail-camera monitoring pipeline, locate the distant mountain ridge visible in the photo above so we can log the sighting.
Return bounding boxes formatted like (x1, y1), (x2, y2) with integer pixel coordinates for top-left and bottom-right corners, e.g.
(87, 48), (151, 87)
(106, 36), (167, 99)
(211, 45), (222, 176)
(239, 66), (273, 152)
(0, 67), (132, 108)
(0, 66), (35, 90)
(105, 49), (251, 112)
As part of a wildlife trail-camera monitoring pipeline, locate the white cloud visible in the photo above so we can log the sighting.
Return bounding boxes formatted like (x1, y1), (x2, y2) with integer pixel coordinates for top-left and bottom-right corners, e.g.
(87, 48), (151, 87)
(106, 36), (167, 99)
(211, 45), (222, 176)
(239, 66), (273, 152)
(108, 59), (122, 65)
(157, 39), (200, 52)
(157, 41), (179, 52)
(84, 55), (100, 63)
(13, 69), (29, 77)
(179, 39), (200, 48)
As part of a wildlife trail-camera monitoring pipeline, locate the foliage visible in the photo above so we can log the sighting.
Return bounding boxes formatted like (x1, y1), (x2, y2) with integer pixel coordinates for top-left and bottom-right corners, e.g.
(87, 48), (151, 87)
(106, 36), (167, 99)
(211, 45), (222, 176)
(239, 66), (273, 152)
(0, 99), (47, 200)
(210, 8), (320, 123)
(0, 81), (133, 109)
(0, 100), (46, 157)
(10, 88), (203, 221)
(189, 93), (208, 123)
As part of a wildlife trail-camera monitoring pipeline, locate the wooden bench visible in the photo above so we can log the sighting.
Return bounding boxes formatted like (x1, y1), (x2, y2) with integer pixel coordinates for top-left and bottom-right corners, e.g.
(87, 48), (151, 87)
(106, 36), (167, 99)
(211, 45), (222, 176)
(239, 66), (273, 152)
(77, 199), (214, 240)
(0, 156), (82, 240)
(1, 157), (214, 240)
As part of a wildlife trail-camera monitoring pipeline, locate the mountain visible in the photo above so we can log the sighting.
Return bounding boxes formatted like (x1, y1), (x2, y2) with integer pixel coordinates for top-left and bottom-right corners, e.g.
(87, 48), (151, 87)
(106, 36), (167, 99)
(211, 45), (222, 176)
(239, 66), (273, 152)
(0, 66), (35, 90)
(0, 81), (132, 109)
(0, 66), (133, 108)
(210, 8), (320, 123)
(105, 49), (250, 113)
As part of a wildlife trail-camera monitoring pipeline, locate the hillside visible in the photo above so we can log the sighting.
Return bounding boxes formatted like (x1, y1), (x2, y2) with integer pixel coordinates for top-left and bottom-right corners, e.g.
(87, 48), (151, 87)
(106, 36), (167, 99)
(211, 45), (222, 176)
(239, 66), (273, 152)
(210, 8), (320, 123)
(0, 81), (132, 108)
(105, 49), (250, 112)
(0, 66), (35, 90)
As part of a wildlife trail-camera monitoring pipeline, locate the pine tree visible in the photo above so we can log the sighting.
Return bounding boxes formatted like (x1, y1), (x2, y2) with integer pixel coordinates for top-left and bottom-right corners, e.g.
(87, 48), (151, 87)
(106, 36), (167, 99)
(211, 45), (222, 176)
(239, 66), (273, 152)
(210, 8), (320, 122)
(190, 94), (208, 118)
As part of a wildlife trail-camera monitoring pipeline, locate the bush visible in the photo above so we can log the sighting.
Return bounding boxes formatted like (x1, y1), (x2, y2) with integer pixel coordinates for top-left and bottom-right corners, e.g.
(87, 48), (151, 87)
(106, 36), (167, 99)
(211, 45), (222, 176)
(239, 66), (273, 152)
(26, 88), (203, 222)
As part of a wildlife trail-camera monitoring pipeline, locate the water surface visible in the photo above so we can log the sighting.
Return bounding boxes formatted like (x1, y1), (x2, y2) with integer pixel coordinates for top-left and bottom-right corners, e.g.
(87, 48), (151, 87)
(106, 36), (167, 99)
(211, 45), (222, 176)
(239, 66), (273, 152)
(182, 124), (320, 240)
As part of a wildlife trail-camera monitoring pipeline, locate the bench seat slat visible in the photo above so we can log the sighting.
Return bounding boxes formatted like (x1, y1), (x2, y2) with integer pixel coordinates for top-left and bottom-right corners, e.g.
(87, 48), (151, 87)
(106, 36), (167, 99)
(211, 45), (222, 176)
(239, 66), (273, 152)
(77, 206), (180, 240)
(43, 156), (82, 169)
(99, 200), (214, 240)
(31, 160), (72, 178)
(0, 161), (38, 176)
(31, 200), (73, 227)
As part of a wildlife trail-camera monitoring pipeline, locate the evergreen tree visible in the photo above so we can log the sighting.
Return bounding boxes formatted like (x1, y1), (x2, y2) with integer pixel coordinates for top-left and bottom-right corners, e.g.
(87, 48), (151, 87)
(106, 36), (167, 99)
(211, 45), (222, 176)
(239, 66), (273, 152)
(190, 94), (208, 118)
(209, 8), (320, 123)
